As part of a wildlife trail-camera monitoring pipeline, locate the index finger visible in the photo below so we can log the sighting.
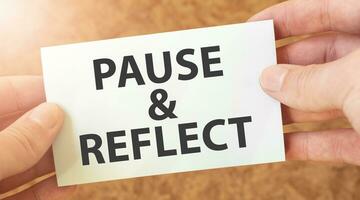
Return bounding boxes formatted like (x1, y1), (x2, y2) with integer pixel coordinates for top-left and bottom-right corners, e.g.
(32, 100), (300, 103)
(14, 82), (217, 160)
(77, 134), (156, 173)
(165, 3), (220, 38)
(249, 0), (360, 39)
(0, 76), (45, 119)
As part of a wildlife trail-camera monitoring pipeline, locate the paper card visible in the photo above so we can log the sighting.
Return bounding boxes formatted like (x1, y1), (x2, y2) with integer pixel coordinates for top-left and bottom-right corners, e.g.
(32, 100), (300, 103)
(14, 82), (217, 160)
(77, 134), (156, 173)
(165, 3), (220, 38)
(41, 20), (284, 186)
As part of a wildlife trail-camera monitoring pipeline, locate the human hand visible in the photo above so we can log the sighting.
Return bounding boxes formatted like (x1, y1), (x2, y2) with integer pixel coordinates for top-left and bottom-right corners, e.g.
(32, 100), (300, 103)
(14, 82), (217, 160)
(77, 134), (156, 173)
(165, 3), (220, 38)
(249, 0), (360, 165)
(0, 76), (75, 199)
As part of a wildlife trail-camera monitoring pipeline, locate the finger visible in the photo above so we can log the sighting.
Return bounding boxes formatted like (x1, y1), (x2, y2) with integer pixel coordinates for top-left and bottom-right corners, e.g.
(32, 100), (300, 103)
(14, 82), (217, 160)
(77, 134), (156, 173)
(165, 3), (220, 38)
(285, 129), (360, 165)
(260, 49), (360, 131)
(0, 103), (64, 181)
(249, 0), (360, 39)
(278, 33), (360, 65)
(282, 105), (343, 124)
(0, 150), (54, 193)
(3, 176), (76, 200)
(260, 50), (359, 111)
(0, 76), (45, 120)
(276, 33), (358, 124)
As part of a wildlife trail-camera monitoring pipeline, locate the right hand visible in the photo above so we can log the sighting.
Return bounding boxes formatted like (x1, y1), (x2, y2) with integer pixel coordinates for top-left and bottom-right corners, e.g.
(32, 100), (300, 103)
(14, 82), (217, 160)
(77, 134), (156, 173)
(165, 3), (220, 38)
(249, 0), (360, 165)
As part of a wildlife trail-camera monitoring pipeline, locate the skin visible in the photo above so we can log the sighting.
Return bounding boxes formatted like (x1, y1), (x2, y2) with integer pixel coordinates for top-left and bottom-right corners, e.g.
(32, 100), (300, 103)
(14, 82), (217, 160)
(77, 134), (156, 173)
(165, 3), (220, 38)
(249, 0), (360, 164)
(1, 0), (360, 198)
(0, 76), (75, 199)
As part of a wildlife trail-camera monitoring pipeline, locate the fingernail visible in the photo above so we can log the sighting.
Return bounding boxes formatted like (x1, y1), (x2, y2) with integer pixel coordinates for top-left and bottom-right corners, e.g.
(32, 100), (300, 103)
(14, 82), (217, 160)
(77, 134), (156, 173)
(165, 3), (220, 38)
(29, 103), (61, 130)
(260, 66), (288, 92)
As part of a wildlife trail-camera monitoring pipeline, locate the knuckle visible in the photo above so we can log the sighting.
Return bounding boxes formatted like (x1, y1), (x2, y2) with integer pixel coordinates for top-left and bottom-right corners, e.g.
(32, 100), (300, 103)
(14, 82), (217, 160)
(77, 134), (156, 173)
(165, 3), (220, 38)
(331, 135), (345, 163)
(302, 132), (310, 161)
(331, 51), (360, 107)
(344, 129), (360, 165)
(290, 66), (320, 108)
(327, 109), (343, 119)
(337, 50), (360, 132)
(320, 0), (333, 30)
(282, 2), (292, 37)
(325, 35), (338, 62)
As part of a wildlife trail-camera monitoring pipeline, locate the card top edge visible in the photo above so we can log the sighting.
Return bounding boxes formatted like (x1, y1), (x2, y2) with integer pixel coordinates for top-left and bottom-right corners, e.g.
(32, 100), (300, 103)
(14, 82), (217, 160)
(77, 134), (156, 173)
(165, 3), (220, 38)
(40, 19), (274, 51)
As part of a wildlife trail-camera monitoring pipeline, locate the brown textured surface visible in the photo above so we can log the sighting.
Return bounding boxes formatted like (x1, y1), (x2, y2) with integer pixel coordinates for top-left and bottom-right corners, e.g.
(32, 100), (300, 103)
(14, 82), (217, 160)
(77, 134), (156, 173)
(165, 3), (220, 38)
(1, 0), (360, 199)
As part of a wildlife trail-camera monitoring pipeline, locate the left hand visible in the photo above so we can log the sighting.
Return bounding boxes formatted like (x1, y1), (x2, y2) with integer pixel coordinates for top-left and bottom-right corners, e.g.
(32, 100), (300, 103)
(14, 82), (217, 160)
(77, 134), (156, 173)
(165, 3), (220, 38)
(0, 76), (75, 200)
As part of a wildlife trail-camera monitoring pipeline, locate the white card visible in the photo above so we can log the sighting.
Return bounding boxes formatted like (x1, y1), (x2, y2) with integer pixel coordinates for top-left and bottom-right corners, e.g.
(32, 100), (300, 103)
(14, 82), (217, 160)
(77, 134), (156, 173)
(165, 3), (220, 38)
(41, 20), (284, 186)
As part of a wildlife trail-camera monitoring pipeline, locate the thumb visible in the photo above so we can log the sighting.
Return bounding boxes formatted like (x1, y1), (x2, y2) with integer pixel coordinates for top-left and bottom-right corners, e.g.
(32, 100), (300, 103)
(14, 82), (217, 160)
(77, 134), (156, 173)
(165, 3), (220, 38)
(0, 103), (64, 181)
(260, 50), (360, 129)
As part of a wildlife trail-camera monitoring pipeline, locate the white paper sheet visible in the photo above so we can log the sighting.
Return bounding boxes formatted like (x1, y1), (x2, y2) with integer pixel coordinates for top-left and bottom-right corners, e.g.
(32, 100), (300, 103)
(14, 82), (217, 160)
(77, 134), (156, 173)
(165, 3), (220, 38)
(41, 20), (284, 186)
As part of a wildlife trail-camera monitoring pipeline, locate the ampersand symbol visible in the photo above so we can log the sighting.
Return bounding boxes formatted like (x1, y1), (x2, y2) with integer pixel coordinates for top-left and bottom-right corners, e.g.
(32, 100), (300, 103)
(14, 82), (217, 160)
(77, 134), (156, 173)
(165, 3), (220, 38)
(148, 89), (177, 121)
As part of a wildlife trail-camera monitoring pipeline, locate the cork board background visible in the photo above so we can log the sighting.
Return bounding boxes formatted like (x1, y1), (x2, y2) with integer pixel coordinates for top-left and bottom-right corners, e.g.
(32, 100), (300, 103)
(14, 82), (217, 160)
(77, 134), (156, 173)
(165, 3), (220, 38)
(0, 0), (360, 199)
